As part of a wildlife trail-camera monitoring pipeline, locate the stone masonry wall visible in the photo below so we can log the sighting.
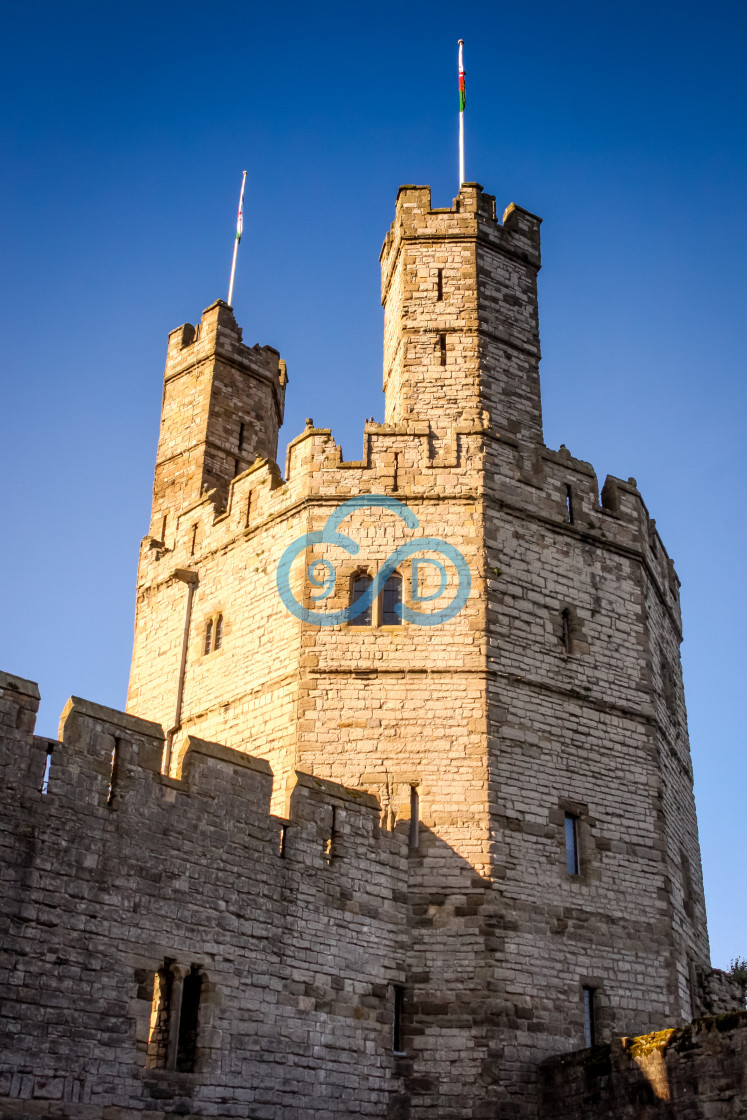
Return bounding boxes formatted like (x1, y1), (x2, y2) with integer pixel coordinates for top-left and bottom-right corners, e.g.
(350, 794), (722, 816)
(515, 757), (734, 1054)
(0, 670), (410, 1119)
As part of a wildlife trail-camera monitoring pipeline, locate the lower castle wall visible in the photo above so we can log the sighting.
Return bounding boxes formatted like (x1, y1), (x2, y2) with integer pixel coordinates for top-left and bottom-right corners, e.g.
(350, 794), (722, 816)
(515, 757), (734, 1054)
(0, 671), (409, 1119)
(539, 1012), (747, 1119)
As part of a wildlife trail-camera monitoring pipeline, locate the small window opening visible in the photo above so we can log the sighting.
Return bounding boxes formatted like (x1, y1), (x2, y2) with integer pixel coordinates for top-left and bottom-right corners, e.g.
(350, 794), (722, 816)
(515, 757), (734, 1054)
(350, 574), (373, 626)
(238, 422), (245, 453)
(214, 614), (223, 651)
(582, 986), (596, 1047)
(107, 738), (121, 807)
(436, 269), (443, 301)
(190, 524), (198, 556)
(324, 806), (338, 863)
(392, 452), (399, 492)
(565, 813), (580, 875)
(204, 619), (213, 656)
(393, 985), (405, 1054)
(176, 967), (202, 1073)
(561, 609), (572, 655)
(245, 492), (253, 528)
(233, 457), (240, 477)
(40, 743), (53, 795)
(408, 787), (420, 851)
(146, 963), (174, 1069)
(279, 823), (288, 858)
(439, 333), (447, 366)
(565, 484), (574, 524)
(160, 514), (167, 544)
(382, 572), (403, 626)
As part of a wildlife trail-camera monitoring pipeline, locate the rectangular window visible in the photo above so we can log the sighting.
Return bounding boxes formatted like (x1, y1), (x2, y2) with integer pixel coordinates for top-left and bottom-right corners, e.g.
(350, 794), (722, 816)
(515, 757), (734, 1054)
(439, 333), (447, 366)
(565, 813), (579, 875)
(583, 986), (596, 1047)
(190, 524), (198, 556)
(409, 787), (419, 851)
(565, 484), (574, 524)
(436, 268), (443, 301)
(40, 743), (53, 795)
(392, 985), (405, 1054)
(238, 422), (245, 452)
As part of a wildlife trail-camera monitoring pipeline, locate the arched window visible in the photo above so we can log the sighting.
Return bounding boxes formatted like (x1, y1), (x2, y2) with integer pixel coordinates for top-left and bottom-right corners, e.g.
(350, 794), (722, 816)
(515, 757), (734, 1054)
(382, 572), (402, 626)
(214, 614), (223, 650)
(350, 574), (373, 626)
(204, 619), (213, 655)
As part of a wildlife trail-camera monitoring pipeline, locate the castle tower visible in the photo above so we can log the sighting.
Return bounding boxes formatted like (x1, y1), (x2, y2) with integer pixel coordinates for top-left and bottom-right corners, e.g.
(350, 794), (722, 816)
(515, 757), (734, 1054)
(380, 183), (543, 442)
(125, 184), (717, 1117)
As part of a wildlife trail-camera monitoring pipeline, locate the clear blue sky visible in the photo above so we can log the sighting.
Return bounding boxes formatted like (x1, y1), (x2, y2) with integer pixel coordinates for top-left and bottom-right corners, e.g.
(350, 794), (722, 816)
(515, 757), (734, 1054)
(1, 0), (744, 970)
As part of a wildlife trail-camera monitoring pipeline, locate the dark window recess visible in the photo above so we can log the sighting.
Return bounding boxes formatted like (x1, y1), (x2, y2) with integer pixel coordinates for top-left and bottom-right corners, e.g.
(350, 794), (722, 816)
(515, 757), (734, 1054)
(324, 806), (338, 863)
(436, 269), (443, 301)
(583, 986), (596, 1047)
(176, 967), (202, 1073)
(107, 738), (121, 806)
(393, 985), (405, 1054)
(392, 452), (399, 492)
(245, 492), (253, 528)
(233, 457), (240, 477)
(204, 620), (213, 656)
(161, 514), (167, 544)
(238, 422), (245, 452)
(565, 485), (574, 524)
(278, 823), (288, 858)
(190, 524), (198, 556)
(439, 333), (447, 366)
(40, 743), (53, 796)
(214, 614), (223, 651)
(561, 609), (572, 654)
(565, 813), (580, 875)
(382, 573), (403, 626)
(409, 787), (420, 851)
(350, 574), (373, 626)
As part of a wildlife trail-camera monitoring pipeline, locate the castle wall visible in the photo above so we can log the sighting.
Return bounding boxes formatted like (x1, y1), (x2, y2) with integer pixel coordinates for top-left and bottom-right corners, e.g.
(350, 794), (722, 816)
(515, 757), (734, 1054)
(0, 671), (409, 1118)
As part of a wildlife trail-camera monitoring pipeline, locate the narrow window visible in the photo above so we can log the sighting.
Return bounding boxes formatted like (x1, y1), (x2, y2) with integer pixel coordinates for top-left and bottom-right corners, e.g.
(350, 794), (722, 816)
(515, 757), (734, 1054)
(238, 422), (245, 452)
(382, 572), (403, 626)
(324, 806), (338, 863)
(107, 738), (120, 807)
(439, 333), (447, 366)
(245, 491), (253, 528)
(436, 268), (443, 301)
(583, 986), (596, 1047)
(214, 614), (223, 651)
(204, 619), (213, 656)
(176, 967), (202, 1073)
(160, 514), (167, 543)
(40, 743), (53, 795)
(565, 484), (574, 524)
(278, 823), (288, 858)
(392, 452), (399, 492)
(393, 985), (405, 1054)
(408, 787), (420, 851)
(350, 574), (373, 626)
(190, 524), (198, 556)
(561, 609), (571, 654)
(565, 813), (580, 875)
(233, 457), (240, 477)
(146, 964), (174, 1069)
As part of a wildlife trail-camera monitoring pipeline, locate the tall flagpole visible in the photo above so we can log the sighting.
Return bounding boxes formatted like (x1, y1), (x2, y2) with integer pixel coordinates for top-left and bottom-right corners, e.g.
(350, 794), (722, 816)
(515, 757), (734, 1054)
(458, 40), (465, 187)
(227, 170), (247, 307)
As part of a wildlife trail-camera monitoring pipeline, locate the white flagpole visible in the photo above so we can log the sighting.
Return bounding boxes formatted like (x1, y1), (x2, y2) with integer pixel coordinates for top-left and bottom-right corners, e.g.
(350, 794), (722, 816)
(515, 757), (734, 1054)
(458, 40), (465, 187)
(227, 170), (247, 307)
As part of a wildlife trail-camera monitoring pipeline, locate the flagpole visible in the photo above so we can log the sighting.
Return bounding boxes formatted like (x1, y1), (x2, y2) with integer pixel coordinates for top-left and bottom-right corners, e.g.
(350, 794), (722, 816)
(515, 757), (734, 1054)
(458, 40), (465, 187)
(227, 170), (247, 307)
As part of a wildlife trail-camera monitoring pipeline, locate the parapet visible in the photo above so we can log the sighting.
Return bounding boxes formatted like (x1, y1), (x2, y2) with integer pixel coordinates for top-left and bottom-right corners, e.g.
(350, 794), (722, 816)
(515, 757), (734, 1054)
(380, 182), (542, 298)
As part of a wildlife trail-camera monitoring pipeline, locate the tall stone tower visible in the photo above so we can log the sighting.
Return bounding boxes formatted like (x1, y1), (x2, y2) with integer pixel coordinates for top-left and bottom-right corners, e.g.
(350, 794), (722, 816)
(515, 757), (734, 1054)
(126, 183), (714, 1117)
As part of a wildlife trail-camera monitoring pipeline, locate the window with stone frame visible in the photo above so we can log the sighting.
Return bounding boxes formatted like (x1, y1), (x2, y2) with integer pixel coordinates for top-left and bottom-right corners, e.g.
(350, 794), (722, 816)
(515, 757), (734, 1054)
(349, 572), (374, 626)
(382, 572), (403, 626)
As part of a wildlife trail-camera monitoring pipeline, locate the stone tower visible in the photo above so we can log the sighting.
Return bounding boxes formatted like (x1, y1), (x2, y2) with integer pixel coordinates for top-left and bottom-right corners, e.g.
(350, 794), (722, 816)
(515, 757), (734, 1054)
(125, 183), (715, 1116)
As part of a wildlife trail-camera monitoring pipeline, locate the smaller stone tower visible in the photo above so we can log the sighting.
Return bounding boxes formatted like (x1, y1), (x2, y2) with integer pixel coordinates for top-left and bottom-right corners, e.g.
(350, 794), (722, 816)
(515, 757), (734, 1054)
(149, 300), (287, 543)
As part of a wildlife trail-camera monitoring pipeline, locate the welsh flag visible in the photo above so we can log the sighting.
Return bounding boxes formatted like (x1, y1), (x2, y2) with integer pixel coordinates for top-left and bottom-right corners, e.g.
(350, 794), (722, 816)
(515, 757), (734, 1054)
(235, 179), (245, 243)
(458, 41), (466, 112)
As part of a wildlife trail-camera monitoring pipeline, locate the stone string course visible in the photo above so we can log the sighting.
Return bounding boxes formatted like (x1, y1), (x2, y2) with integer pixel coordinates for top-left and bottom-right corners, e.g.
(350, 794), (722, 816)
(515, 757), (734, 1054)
(1, 182), (743, 1118)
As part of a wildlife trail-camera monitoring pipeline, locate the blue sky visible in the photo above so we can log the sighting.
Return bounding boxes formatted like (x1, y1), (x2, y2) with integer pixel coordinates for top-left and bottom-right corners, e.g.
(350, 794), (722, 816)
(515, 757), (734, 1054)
(1, 0), (744, 969)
